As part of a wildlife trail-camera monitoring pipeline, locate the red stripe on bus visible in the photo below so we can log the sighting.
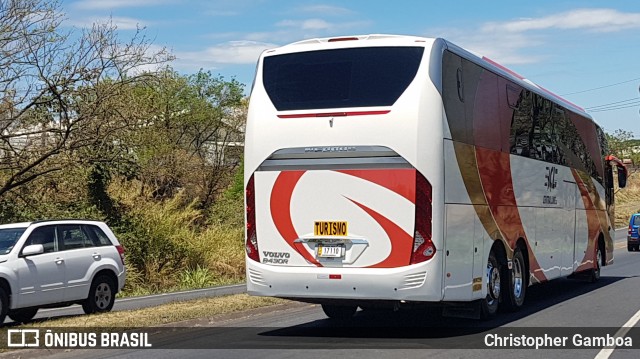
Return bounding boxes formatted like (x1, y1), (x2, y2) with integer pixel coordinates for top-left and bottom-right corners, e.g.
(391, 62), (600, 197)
(571, 169), (602, 273)
(475, 148), (547, 283)
(337, 169), (416, 204)
(270, 171), (322, 266)
(536, 85), (585, 112)
(346, 198), (413, 268)
(277, 110), (390, 118)
(482, 56), (525, 80)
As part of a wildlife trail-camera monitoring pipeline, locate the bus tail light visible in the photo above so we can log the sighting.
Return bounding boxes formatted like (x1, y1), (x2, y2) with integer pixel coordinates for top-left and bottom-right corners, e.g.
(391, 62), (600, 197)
(246, 175), (260, 262)
(411, 172), (434, 264)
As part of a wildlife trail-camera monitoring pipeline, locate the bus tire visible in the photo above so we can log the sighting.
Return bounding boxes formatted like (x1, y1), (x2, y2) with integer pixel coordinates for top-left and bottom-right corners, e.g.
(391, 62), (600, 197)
(503, 247), (526, 311)
(321, 304), (357, 320)
(481, 250), (501, 319)
(590, 245), (603, 283)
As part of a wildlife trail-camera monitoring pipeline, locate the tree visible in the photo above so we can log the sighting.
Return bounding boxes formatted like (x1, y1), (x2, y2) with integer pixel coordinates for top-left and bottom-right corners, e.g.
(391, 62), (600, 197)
(0, 0), (171, 198)
(605, 129), (634, 157)
(108, 68), (245, 209)
(606, 129), (639, 167)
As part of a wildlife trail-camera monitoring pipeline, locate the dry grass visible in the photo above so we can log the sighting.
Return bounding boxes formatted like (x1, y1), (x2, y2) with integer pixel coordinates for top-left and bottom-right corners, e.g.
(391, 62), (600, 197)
(20, 294), (286, 329)
(107, 181), (246, 294)
(615, 172), (640, 227)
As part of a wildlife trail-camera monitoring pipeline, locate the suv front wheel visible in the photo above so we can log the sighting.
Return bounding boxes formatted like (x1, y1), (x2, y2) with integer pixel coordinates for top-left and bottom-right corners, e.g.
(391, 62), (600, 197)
(82, 275), (116, 314)
(8, 308), (38, 323)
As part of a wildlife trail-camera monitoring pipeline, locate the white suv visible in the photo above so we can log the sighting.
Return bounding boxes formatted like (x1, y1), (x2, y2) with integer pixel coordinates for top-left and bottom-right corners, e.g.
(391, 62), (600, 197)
(0, 220), (126, 324)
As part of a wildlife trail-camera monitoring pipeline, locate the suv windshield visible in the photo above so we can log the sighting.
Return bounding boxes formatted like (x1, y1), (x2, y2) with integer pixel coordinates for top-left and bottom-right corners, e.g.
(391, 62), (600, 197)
(0, 228), (26, 254)
(263, 46), (424, 111)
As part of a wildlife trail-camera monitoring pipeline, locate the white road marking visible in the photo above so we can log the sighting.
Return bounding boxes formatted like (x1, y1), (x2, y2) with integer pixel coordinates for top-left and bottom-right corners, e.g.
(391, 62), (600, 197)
(594, 307), (640, 359)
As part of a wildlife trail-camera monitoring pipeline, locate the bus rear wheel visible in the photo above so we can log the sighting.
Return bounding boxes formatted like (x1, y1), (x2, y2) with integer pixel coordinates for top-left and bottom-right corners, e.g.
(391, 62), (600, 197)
(503, 247), (526, 311)
(321, 304), (357, 320)
(590, 245), (602, 283)
(481, 250), (501, 318)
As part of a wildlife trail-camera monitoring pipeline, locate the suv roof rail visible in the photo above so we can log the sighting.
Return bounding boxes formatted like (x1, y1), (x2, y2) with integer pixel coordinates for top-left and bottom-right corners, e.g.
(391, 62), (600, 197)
(30, 219), (103, 225)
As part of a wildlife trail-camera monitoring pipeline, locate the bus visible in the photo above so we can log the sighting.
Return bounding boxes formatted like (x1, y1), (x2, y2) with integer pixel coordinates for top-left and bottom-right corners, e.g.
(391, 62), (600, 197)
(244, 34), (628, 319)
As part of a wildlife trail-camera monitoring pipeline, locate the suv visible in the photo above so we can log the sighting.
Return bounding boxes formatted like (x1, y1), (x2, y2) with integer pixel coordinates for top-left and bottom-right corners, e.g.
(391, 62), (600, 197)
(629, 213), (640, 251)
(0, 220), (126, 324)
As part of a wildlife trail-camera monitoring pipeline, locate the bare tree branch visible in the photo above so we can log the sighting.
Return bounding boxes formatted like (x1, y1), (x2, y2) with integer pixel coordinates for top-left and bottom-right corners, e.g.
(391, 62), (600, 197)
(0, 0), (172, 197)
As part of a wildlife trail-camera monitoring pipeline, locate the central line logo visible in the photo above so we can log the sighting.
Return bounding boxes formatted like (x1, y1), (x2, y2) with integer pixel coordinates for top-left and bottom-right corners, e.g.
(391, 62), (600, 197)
(544, 166), (558, 191)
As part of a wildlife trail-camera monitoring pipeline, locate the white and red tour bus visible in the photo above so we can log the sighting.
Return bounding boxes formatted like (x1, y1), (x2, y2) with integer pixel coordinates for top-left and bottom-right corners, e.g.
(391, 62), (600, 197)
(244, 34), (627, 319)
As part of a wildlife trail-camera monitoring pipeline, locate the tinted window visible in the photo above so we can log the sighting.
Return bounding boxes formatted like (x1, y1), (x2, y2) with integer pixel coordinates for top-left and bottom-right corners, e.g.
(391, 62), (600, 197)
(24, 226), (57, 253)
(263, 47), (424, 110)
(0, 228), (26, 254)
(634, 216), (640, 226)
(59, 224), (93, 250)
(85, 225), (113, 246)
(508, 89), (601, 183)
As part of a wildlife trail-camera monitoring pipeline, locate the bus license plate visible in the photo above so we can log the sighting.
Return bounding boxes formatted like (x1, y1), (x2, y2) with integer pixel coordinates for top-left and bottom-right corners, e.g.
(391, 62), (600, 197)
(318, 245), (343, 258)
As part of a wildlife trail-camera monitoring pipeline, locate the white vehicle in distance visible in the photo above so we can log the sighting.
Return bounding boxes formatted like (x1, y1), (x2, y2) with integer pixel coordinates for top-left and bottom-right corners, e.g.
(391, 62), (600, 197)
(0, 219), (126, 324)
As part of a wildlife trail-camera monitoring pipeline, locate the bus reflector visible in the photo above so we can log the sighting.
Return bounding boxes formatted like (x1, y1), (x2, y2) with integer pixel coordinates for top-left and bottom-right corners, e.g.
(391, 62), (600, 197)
(246, 175), (260, 262)
(329, 274), (342, 279)
(411, 172), (434, 264)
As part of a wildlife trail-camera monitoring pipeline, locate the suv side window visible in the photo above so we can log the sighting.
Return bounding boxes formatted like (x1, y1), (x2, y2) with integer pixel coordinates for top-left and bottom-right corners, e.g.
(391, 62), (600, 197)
(24, 226), (58, 253)
(84, 225), (112, 246)
(58, 224), (94, 250)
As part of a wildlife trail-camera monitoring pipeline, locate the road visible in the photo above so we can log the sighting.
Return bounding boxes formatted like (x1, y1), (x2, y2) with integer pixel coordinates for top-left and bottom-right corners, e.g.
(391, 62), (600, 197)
(4, 228), (640, 358)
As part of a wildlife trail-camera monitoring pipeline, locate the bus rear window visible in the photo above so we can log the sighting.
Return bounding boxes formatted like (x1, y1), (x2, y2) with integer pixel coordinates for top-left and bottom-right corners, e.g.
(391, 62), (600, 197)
(263, 46), (424, 111)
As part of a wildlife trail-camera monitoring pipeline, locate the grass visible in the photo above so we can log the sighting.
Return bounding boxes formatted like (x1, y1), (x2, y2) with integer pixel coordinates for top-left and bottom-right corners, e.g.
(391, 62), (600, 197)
(108, 181), (246, 296)
(615, 171), (640, 227)
(20, 294), (286, 329)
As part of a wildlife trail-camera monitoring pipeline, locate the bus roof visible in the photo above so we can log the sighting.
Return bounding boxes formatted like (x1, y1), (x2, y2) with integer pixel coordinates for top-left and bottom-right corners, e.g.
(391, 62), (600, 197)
(269, 34), (594, 123)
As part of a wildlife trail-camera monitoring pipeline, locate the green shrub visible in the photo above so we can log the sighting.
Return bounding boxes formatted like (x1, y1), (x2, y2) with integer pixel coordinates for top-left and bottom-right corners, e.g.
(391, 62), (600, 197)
(108, 181), (245, 294)
(179, 265), (215, 289)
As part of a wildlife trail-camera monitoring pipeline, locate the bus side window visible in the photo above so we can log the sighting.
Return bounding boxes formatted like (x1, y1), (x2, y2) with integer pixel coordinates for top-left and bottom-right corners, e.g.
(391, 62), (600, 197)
(456, 68), (464, 102)
(605, 164), (613, 189)
(505, 85), (519, 109)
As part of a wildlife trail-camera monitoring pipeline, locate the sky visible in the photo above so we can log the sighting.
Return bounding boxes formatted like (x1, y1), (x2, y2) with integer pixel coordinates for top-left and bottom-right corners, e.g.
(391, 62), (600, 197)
(61, 0), (640, 137)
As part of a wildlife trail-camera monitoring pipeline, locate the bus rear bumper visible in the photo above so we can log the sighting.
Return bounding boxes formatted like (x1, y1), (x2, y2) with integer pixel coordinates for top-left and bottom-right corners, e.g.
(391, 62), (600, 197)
(246, 260), (443, 302)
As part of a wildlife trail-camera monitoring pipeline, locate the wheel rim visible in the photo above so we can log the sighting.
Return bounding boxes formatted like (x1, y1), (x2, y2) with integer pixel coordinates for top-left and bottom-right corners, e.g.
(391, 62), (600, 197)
(487, 261), (500, 303)
(512, 256), (524, 299)
(95, 283), (112, 310)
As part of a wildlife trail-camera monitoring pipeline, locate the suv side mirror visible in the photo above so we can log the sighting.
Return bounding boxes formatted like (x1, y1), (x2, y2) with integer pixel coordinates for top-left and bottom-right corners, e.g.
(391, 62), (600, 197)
(22, 244), (44, 257)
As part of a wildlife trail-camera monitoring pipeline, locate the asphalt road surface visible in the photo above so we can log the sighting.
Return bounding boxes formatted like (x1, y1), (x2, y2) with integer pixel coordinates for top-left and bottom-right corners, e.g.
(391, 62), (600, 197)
(4, 229), (640, 359)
